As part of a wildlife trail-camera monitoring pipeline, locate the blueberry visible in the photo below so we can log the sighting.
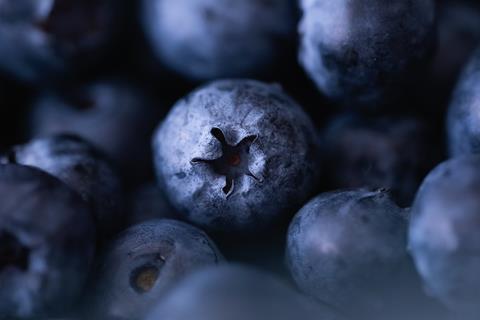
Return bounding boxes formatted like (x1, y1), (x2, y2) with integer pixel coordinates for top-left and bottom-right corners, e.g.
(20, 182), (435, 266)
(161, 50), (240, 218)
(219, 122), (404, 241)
(29, 80), (164, 185)
(1, 134), (125, 239)
(0, 164), (95, 319)
(144, 264), (340, 320)
(299, 0), (436, 106)
(127, 183), (177, 227)
(141, 0), (297, 80)
(322, 114), (439, 207)
(286, 189), (417, 318)
(447, 48), (480, 157)
(89, 219), (223, 320)
(0, 0), (117, 82)
(409, 156), (480, 317)
(153, 79), (319, 234)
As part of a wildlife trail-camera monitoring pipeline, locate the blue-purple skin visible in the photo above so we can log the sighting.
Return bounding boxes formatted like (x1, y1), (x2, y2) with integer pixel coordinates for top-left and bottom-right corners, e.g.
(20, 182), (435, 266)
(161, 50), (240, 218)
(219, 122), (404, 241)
(0, 0), (116, 83)
(29, 80), (163, 185)
(409, 156), (480, 317)
(144, 264), (341, 320)
(1, 134), (125, 239)
(90, 219), (223, 320)
(286, 189), (413, 318)
(0, 164), (95, 319)
(299, 0), (436, 106)
(447, 48), (480, 157)
(152, 79), (320, 234)
(141, 0), (297, 80)
(322, 114), (437, 207)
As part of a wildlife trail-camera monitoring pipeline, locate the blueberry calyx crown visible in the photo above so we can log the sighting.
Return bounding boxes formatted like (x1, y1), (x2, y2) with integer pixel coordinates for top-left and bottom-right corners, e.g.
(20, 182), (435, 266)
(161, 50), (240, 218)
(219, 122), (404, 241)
(191, 127), (261, 198)
(0, 231), (30, 272)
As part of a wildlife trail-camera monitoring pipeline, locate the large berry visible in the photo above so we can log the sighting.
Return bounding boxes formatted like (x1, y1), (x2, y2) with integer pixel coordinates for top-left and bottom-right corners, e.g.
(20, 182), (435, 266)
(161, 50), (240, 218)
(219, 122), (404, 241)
(89, 219), (222, 320)
(409, 156), (480, 317)
(153, 79), (319, 234)
(299, 0), (435, 106)
(141, 0), (297, 80)
(0, 164), (95, 319)
(286, 189), (415, 318)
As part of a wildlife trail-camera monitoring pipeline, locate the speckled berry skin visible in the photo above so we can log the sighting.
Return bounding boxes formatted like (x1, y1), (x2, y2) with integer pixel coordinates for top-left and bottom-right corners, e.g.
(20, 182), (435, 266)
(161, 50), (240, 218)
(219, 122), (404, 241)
(89, 219), (222, 320)
(409, 156), (480, 317)
(1, 135), (124, 239)
(286, 189), (413, 317)
(144, 264), (339, 320)
(299, 0), (436, 106)
(141, 0), (297, 80)
(0, 164), (95, 319)
(447, 48), (480, 157)
(29, 80), (163, 185)
(153, 79), (319, 234)
(322, 114), (438, 207)
(0, 0), (117, 82)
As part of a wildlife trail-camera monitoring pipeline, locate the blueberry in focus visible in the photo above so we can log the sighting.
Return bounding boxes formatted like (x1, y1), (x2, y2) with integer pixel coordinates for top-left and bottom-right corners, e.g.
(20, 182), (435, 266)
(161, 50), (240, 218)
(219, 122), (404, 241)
(153, 79), (320, 234)
(29, 80), (164, 185)
(447, 48), (480, 157)
(409, 156), (480, 317)
(141, 0), (297, 80)
(0, 164), (95, 319)
(1, 134), (125, 239)
(299, 0), (436, 106)
(322, 114), (439, 207)
(144, 264), (340, 320)
(286, 189), (414, 318)
(89, 219), (223, 320)
(0, 0), (118, 82)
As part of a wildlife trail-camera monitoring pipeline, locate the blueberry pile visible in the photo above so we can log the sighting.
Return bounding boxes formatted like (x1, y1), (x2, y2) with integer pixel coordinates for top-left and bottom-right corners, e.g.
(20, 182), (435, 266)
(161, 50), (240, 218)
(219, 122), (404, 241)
(1, 0), (480, 319)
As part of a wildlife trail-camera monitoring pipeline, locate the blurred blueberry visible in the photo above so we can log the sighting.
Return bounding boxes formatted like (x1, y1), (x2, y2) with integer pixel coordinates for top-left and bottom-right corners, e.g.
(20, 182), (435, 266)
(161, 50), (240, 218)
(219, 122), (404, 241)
(89, 219), (223, 320)
(286, 189), (420, 318)
(127, 183), (177, 227)
(144, 264), (340, 320)
(299, 0), (436, 106)
(447, 48), (480, 157)
(0, 164), (95, 319)
(153, 79), (320, 234)
(409, 156), (480, 317)
(322, 114), (439, 207)
(0, 0), (118, 83)
(29, 80), (164, 185)
(141, 0), (297, 80)
(1, 134), (125, 239)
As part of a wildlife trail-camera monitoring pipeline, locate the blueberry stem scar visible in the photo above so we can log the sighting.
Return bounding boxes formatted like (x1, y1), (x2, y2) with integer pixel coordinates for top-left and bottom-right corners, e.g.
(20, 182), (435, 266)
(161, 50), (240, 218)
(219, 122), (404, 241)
(191, 127), (260, 198)
(0, 231), (30, 272)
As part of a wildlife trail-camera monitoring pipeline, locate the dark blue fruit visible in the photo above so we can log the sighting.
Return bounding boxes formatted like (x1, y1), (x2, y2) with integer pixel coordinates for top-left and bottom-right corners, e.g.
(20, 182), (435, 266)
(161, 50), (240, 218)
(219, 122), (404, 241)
(29, 80), (163, 185)
(144, 264), (340, 320)
(89, 219), (223, 320)
(299, 0), (436, 106)
(153, 79), (319, 234)
(141, 0), (297, 80)
(409, 156), (480, 317)
(286, 189), (414, 318)
(0, 164), (95, 319)
(447, 48), (480, 157)
(1, 134), (125, 239)
(322, 114), (438, 206)
(0, 0), (117, 82)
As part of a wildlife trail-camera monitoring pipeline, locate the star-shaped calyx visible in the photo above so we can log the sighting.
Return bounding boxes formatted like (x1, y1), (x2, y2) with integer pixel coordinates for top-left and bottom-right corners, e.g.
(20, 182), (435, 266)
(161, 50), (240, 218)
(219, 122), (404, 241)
(191, 127), (261, 198)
